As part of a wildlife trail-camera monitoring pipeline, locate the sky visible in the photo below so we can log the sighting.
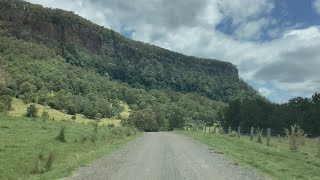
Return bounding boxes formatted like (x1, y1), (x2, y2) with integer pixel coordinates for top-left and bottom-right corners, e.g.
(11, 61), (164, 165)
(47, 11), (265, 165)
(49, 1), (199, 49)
(26, 0), (320, 103)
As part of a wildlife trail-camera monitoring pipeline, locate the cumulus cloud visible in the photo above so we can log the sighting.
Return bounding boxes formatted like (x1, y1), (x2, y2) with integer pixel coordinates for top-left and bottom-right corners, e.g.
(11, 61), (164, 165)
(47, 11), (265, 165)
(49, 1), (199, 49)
(25, 0), (320, 102)
(313, 0), (320, 15)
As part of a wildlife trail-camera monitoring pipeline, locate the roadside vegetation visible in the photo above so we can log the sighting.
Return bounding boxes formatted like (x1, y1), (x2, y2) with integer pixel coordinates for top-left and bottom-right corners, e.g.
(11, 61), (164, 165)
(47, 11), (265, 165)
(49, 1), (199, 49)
(0, 114), (140, 180)
(178, 130), (320, 180)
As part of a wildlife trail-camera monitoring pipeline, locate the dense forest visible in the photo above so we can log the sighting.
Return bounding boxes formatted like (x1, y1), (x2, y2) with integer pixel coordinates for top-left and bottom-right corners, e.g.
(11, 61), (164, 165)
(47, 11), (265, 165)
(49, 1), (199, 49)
(222, 93), (320, 136)
(0, 0), (319, 135)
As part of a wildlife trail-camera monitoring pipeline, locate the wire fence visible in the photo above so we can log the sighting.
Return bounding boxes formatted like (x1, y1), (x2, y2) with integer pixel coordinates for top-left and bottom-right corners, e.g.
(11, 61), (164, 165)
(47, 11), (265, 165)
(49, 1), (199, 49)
(185, 126), (288, 137)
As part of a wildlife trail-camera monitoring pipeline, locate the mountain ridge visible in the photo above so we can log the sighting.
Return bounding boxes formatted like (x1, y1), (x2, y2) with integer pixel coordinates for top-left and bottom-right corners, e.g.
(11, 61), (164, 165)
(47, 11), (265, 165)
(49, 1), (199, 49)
(0, 0), (254, 102)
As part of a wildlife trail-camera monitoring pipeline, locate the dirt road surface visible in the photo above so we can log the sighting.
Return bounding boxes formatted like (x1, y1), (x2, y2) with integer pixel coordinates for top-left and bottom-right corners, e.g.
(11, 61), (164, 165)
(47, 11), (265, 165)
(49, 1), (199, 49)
(69, 132), (266, 180)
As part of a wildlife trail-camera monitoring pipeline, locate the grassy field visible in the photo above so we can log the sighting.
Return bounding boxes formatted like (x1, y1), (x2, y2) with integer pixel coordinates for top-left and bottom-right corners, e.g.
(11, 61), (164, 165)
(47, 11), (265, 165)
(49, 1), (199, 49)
(177, 131), (320, 180)
(9, 98), (124, 126)
(0, 114), (140, 180)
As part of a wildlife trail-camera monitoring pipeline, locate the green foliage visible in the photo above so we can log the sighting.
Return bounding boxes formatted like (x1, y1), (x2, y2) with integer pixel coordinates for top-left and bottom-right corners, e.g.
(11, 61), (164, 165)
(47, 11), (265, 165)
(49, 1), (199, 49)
(31, 152), (55, 174)
(55, 126), (66, 142)
(0, 0), (260, 131)
(179, 131), (320, 180)
(41, 111), (49, 121)
(285, 125), (305, 151)
(95, 113), (102, 120)
(0, 95), (12, 111)
(26, 104), (38, 118)
(0, 114), (139, 179)
(0, 102), (5, 112)
(108, 123), (115, 128)
(71, 115), (76, 120)
(222, 93), (320, 137)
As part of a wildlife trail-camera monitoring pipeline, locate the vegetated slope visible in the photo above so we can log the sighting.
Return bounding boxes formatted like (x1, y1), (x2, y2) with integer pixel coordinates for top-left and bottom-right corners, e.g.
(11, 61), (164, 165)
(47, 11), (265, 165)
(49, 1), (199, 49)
(0, 0), (257, 102)
(0, 114), (139, 180)
(0, 0), (260, 131)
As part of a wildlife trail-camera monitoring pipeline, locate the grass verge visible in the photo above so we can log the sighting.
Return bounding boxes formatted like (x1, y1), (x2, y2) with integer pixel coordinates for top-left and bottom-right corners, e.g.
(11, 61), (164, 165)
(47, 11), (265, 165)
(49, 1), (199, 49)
(177, 131), (320, 180)
(0, 114), (140, 180)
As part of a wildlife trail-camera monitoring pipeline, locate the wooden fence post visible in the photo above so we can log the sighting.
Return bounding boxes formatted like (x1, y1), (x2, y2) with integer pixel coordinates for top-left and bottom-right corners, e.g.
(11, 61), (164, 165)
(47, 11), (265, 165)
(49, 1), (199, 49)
(250, 127), (254, 141)
(267, 128), (271, 146)
(237, 126), (241, 138)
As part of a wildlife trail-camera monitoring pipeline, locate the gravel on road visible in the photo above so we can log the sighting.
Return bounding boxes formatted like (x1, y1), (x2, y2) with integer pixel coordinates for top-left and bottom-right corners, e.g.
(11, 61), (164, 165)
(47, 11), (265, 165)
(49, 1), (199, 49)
(69, 132), (267, 180)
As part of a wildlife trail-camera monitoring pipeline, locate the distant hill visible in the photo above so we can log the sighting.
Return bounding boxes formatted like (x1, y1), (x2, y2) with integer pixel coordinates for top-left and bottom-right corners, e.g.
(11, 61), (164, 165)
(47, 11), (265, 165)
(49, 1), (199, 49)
(0, 0), (260, 131)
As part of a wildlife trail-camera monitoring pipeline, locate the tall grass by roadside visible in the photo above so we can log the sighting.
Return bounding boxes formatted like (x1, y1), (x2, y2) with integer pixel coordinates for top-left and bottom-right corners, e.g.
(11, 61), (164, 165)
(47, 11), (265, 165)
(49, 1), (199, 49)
(0, 114), (140, 180)
(177, 130), (320, 180)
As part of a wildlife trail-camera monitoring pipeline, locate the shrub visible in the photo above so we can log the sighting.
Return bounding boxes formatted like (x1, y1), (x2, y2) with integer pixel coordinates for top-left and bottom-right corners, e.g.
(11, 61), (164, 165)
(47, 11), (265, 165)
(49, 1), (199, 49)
(256, 128), (263, 143)
(71, 115), (77, 120)
(107, 123), (115, 128)
(44, 152), (55, 171)
(218, 126), (225, 135)
(0, 95), (12, 111)
(0, 102), (5, 112)
(26, 104), (38, 118)
(90, 133), (98, 143)
(95, 113), (102, 120)
(31, 152), (55, 174)
(80, 136), (88, 143)
(228, 131), (237, 137)
(41, 111), (49, 121)
(55, 126), (66, 142)
(285, 125), (305, 151)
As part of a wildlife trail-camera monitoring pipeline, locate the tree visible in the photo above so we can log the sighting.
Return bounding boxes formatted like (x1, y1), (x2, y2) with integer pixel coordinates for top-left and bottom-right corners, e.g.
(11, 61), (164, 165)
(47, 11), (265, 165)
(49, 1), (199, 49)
(19, 81), (36, 94)
(168, 105), (186, 131)
(26, 104), (38, 118)
(41, 111), (50, 121)
(0, 95), (12, 111)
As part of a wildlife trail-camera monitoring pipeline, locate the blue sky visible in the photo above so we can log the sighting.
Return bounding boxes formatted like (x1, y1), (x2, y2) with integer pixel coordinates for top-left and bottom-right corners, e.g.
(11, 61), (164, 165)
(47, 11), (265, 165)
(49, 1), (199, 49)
(27, 0), (320, 103)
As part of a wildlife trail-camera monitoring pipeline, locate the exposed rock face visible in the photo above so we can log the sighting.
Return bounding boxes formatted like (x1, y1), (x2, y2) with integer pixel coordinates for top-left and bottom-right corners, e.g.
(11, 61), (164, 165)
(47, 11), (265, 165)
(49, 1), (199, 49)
(0, 0), (254, 101)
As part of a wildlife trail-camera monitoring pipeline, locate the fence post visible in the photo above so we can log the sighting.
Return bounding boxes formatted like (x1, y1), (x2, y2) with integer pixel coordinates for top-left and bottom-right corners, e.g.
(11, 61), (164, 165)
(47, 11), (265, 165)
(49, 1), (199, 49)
(237, 126), (241, 138)
(267, 128), (271, 146)
(228, 126), (231, 134)
(250, 127), (254, 141)
(204, 125), (207, 132)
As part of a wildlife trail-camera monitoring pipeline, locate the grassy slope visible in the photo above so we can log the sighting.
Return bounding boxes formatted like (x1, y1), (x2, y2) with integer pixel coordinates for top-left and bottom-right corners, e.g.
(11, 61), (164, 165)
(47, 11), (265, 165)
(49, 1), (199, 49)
(8, 98), (128, 126)
(0, 114), (140, 180)
(177, 131), (320, 180)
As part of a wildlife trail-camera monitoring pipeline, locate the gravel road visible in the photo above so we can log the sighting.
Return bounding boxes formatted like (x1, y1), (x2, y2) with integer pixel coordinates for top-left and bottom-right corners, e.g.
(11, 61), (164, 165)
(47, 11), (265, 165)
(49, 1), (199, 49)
(69, 132), (266, 180)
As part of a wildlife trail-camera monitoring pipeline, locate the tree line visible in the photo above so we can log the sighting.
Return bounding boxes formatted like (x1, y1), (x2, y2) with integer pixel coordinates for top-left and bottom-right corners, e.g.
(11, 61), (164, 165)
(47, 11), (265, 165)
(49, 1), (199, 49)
(222, 93), (320, 137)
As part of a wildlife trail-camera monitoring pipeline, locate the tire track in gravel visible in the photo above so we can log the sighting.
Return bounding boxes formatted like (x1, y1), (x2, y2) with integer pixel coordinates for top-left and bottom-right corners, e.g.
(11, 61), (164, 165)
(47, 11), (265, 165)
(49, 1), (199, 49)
(69, 132), (267, 180)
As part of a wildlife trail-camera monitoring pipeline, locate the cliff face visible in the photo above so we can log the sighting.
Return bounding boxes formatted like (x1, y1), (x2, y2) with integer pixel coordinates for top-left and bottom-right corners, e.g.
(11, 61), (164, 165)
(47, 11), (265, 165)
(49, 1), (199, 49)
(0, 0), (255, 101)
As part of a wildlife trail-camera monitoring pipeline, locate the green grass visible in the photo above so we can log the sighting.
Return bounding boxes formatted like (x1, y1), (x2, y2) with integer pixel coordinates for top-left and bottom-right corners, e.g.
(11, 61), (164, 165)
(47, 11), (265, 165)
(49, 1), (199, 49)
(0, 113), (140, 180)
(177, 131), (320, 180)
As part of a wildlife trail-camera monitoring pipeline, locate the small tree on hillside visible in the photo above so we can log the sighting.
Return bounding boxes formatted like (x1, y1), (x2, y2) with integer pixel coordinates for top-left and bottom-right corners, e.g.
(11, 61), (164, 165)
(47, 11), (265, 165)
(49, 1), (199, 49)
(26, 104), (38, 118)
(0, 95), (12, 111)
(41, 111), (50, 121)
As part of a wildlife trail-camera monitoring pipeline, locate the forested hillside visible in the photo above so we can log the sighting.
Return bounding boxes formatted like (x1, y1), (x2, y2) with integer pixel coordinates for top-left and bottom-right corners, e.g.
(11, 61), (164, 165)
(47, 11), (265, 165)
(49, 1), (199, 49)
(0, 0), (257, 102)
(0, 0), (261, 131)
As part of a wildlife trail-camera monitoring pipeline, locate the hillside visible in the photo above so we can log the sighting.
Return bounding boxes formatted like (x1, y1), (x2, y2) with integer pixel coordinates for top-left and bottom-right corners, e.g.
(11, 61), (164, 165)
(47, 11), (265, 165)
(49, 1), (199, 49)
(0, 0), (257, 101)
(0, 0), (260, 131)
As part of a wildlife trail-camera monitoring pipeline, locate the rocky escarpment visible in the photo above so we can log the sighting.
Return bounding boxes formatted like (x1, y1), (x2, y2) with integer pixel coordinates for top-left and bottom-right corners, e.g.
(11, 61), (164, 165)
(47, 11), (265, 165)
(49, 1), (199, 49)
(0, 0), (255, 101)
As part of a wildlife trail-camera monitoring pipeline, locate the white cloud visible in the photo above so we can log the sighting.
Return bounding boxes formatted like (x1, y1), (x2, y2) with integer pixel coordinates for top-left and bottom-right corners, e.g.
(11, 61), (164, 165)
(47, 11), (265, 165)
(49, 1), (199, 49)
(258, 87), (273, 97)
(25, 0), (320, 101)
(313, 0), (320, 15)
(234, 18), (270, 40)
